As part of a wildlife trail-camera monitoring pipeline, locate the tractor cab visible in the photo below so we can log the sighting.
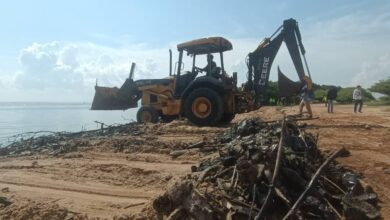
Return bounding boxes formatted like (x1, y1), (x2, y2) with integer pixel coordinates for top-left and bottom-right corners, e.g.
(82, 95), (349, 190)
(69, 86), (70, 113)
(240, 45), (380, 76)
(173, 37), (234, 97)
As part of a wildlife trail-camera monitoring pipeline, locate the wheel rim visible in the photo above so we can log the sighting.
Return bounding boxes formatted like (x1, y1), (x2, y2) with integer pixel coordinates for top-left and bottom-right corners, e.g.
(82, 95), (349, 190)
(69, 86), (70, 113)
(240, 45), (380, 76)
(140, 111), (152, 122)
(192, 97), (212, 119)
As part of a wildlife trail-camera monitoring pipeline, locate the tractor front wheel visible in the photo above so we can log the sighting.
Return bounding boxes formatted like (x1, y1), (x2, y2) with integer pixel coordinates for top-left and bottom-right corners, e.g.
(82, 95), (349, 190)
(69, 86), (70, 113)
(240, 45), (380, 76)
(137, 106), (159, 123)
(184, 88), (223, 126)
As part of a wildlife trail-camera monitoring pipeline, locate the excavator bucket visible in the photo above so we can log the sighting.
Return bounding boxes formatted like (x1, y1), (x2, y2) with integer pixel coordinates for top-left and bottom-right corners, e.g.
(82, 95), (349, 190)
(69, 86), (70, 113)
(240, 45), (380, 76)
(91, 78), (140, 110)
(91, 62), (140, 110)
(278, 67), (301, 97)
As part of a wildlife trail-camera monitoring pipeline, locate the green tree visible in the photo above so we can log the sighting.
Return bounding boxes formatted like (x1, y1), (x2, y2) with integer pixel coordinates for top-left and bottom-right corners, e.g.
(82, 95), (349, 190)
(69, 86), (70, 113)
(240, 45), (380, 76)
(369, 78), (390, 105)
(265, 81), (279, 105)
(369, 78), (390, 96)
(314, 89), (326, 102)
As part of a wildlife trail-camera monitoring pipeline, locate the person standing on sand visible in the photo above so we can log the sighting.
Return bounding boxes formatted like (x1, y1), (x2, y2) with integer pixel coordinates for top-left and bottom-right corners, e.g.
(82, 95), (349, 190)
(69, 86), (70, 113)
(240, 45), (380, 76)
(326, 87), (337, 113)
(298, 76), (313, 118)
(353, 85), (363, 113)
(322, 95), (327, 107)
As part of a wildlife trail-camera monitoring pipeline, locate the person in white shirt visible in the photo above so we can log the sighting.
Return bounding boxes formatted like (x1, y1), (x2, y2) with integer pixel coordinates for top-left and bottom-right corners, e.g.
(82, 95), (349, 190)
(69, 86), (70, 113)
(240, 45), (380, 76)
(353, 85), (363, 113)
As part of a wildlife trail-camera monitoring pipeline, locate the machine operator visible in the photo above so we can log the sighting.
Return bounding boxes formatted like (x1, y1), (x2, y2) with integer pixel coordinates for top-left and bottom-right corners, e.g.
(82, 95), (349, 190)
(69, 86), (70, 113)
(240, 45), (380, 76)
(200, 54), (220, 79)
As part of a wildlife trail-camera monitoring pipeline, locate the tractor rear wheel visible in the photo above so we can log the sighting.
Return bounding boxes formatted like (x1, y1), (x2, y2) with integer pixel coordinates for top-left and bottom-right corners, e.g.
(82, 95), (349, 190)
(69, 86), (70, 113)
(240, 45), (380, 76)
(137, 106), (159, 123)
(184, 88), (223, 126)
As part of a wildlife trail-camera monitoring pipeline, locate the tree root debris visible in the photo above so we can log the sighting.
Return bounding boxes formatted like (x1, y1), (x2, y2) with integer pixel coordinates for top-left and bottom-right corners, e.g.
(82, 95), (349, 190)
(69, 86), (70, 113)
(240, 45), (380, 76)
(152, 119), (381, 220)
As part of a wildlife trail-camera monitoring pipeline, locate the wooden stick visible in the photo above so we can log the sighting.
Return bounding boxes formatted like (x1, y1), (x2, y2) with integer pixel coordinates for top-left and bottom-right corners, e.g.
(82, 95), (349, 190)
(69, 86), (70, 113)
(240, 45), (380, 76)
(186, 141), (205, 149)
(211, 166), (234, 180)
(232, 171), (239, 194)
(254, 119), (286, 220)
(275, 187), (291, 207)
(262, 116), (319, 124)
(324, 198), (342, 219)
(248, 184), (257, 220)
(123, 202), (145, 209)
(230, 165), (237, 190)
(222, 194), (260, 212)
(282, 148), (343, 220)
(297, 126), (309, 149)
(321, 175), (346, 194)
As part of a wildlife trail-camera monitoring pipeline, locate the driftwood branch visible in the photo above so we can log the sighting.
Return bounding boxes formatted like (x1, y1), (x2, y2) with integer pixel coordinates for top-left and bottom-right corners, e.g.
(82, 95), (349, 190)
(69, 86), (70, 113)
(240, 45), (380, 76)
(321, 175), (346, 194)
(282, 148), (344, 220)
(187, 141), (205, 149)
(262, 116), (319, 124)
(254, 118), (286, 220)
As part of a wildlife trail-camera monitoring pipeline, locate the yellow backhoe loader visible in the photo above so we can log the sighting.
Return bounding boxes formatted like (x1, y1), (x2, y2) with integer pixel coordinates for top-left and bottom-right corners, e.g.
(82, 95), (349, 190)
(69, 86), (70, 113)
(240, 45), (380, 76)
(91, 18), (313, 126)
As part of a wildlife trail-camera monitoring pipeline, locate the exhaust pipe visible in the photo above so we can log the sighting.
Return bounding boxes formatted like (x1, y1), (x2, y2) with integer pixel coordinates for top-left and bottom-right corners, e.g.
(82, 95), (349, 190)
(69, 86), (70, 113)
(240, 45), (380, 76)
(129, 62), (136, 80)
(169, 49), (172, 76)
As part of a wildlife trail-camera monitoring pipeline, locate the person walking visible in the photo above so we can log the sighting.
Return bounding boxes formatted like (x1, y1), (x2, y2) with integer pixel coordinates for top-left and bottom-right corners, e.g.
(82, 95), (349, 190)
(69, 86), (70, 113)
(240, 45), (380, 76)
(353, 85), (363, 113)
(326, 87), (337, 113)
(298, 76), (314, 118)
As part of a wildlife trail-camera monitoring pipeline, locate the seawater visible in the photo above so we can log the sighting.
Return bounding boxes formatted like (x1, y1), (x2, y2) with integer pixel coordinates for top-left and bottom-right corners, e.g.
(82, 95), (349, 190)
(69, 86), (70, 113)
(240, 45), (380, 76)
(0, 102), (137, 146)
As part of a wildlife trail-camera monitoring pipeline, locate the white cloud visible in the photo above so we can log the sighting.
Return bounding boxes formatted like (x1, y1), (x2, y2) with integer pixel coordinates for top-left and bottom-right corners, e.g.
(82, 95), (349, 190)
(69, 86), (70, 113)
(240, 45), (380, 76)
(58, 45), (79, 68)
(301, 6), (390, 86)
(0, 69), (19, 89)
(16, 42), (83, 90)
(0, 41), (174, 102)
(351, 54), (390, 88)
(1, 5), (390, 102)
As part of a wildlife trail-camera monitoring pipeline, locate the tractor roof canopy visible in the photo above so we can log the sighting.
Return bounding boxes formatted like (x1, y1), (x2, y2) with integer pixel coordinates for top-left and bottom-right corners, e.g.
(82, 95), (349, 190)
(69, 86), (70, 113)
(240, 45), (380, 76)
(177, 37), (233, 55)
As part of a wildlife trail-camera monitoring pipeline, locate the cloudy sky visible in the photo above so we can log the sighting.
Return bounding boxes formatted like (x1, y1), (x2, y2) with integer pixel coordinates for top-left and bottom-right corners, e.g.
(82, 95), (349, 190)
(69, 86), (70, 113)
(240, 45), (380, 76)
(0, 0), (389, 102)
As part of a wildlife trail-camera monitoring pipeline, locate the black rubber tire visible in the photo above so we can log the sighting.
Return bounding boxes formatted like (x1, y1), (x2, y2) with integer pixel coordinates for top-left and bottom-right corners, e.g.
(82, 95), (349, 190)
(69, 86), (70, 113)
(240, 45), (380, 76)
(184, 88), (223, 126)
(137, 106), (159, 123)
(160, 115), (177, 123)
(219, 113), (236, 124)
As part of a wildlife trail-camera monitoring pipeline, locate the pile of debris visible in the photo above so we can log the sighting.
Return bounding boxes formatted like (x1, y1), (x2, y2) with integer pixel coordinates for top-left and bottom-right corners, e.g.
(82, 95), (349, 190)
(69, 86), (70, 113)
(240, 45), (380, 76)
(152, 119), (381, 220)
(0, 123), (142, 157)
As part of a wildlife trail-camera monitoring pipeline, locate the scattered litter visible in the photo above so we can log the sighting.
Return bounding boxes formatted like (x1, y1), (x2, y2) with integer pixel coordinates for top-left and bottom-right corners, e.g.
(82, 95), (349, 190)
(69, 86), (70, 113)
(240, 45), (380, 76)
(0, 123), (142, 157)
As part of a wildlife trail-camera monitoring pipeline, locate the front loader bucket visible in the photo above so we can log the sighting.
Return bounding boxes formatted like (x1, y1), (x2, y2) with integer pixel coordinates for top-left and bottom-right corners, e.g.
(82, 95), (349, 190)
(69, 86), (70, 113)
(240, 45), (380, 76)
(91, 79), (140, 110)
(278, 67), (301, 97)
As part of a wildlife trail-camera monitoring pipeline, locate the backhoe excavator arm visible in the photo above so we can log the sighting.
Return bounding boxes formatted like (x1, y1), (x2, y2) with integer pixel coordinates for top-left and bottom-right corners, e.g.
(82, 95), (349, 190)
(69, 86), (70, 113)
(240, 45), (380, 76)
(247, 18), (311, 105)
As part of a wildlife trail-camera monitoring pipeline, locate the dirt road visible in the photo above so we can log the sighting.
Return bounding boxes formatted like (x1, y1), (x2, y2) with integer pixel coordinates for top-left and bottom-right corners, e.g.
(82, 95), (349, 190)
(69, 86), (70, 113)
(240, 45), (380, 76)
(0, 104), (389, 219)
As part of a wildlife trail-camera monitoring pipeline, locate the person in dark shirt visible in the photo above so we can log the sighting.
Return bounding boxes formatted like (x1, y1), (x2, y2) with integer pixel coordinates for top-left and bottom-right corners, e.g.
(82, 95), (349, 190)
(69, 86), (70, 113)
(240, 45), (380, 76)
(326, 87), (337, 113)
(202, 54), (219, 78)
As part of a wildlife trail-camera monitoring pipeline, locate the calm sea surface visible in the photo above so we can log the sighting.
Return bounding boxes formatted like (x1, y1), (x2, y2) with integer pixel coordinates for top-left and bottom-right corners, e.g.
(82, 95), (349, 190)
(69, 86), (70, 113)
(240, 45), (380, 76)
(0, 102), (137, 146)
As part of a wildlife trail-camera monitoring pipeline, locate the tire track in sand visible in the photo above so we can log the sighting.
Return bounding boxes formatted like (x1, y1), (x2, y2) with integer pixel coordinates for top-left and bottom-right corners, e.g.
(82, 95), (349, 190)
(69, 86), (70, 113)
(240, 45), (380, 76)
(0, 179), (151, 200)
